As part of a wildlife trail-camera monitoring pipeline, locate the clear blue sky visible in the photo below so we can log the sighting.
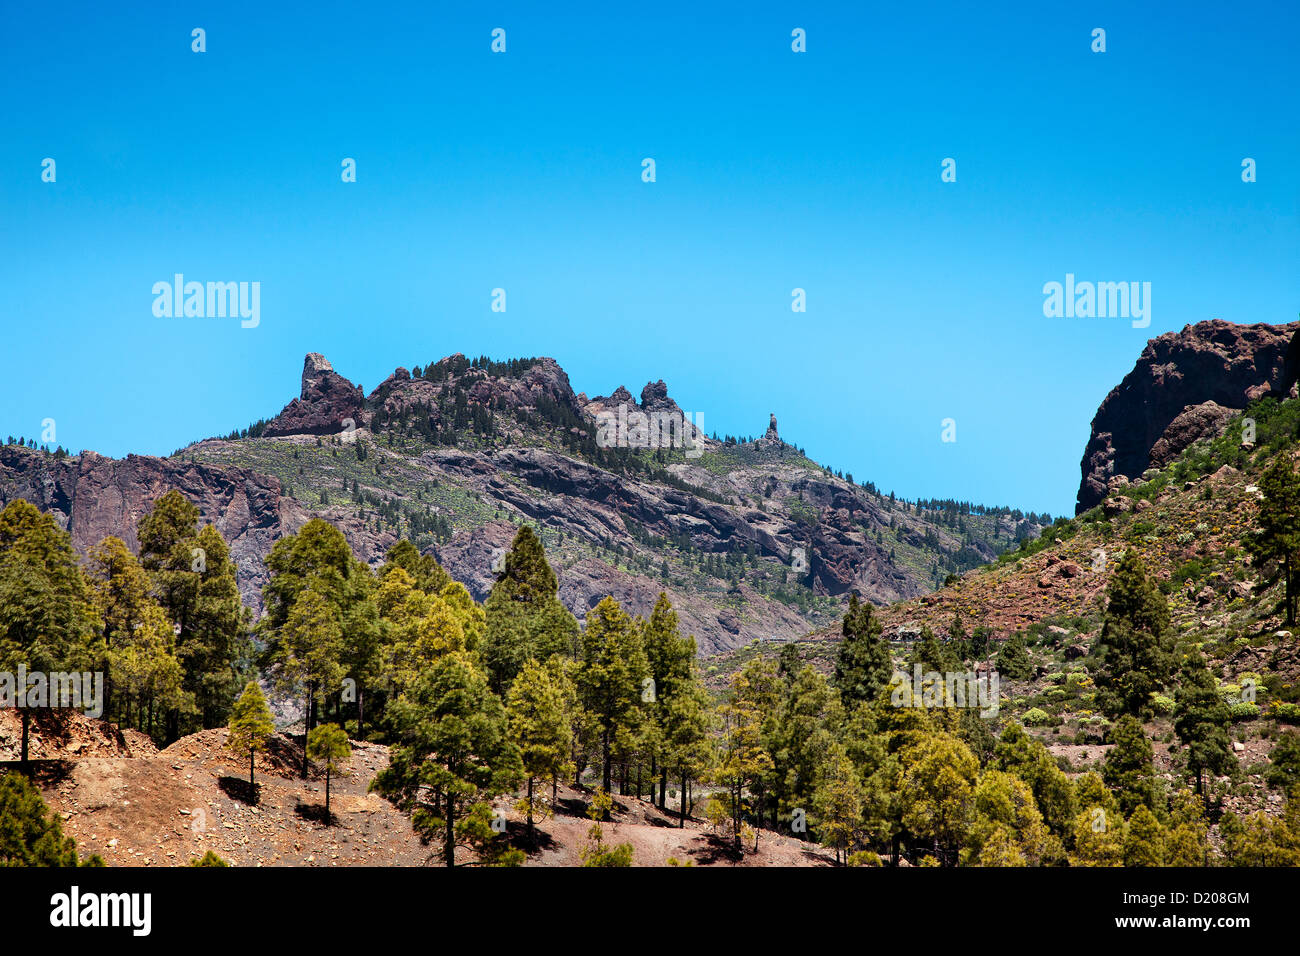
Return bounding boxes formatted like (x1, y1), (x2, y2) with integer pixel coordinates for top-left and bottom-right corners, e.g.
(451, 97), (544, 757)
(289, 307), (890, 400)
(2, 1), (1296, 517)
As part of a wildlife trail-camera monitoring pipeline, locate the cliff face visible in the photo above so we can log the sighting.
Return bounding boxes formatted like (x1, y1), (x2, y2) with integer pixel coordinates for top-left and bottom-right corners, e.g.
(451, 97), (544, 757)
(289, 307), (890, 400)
(1076, 320), (1300, 513)
(0, 445), (308, 610)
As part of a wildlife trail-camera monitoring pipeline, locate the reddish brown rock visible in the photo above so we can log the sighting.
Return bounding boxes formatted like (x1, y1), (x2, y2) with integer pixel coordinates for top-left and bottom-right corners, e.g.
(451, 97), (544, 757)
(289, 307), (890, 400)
(1077, 319), (1300, 513)
(262, 353), (366, 437)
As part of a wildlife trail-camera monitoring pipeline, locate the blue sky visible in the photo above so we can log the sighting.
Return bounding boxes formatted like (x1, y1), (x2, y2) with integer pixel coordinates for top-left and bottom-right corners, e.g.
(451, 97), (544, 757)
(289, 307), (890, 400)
(2, 1), (1296, 517)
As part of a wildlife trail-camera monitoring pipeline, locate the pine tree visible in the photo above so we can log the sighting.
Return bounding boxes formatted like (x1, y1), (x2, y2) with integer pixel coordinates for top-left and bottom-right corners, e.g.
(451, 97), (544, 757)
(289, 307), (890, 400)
(833, 593), (893, 710)
(307, 723), (351, 824)
(0, 500), (99, 764)
(964, 770), (1055, 867)
(772, 665), (840, 836)
(0, 771), (102, 866)
(89, 536), (187, 741)
(995, 633), (1034, 681)
(714, 673), (773, 851)
(577, 597), (647, 794)
(380, 539), (451, 594)
(993, 723), (1076, 837)
(506, 659), (572, 831)
(1173, 651), (1237, 803)
(139, 491), (250, 737)
(641, 593), (696, 807)
(1103, 715), (1157, 814)
(813, 742), (863, 864)
(1122, 805), (1166, 866)
(899, 733), (978, 865)
(483, 526), (578, 692)
(372, 651), (522, 866)
(1266, 731), (1300, 792)
(1248, 455), (1300, 624)
(1091, 551), (1176, 718)
(273, 590), (344, 777)
(227, 681), (274, 788)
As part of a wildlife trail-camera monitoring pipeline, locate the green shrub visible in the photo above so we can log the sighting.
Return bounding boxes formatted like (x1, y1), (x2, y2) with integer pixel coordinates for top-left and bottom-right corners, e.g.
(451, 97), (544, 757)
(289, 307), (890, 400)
(1023, 708), (1052, 726)
(1230, 702), (1261, 721)
(1274, 703), (1300, 724)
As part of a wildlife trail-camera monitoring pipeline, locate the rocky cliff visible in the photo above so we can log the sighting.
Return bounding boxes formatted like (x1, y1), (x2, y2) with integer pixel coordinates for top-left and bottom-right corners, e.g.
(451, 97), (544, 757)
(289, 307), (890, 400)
(1076, 319), (1300, 513)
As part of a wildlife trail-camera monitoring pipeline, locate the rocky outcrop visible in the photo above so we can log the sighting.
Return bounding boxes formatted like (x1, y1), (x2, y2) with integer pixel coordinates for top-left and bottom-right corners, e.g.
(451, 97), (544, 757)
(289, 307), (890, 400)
(262, 353), (366, 437)
(763, 414), (780, 443)
(1076, 320), (1300, 513)
(0, 444), (307, 611)
(1148, 401), (1237, 468)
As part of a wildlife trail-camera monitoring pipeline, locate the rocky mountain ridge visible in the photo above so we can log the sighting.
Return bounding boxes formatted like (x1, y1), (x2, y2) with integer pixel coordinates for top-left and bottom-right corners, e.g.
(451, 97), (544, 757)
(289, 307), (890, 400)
(0, 352), (1040, 654)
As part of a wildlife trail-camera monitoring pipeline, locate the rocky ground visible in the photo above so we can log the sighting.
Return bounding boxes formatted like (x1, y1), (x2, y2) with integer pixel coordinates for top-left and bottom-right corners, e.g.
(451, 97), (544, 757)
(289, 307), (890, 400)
(2, 710), (835, 868)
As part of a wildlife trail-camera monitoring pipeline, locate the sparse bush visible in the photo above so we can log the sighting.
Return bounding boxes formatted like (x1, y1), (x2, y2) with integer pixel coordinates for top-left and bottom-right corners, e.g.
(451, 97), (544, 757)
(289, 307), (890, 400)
(1150, 694), (1176, 715)
(1229, 702), (1261, 721)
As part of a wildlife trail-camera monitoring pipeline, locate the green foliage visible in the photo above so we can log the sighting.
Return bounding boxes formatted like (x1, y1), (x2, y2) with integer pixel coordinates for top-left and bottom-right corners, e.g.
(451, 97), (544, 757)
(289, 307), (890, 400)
(227, 680), (275, 786)
(0, 771), (101, 866)
(1247, 455), (1300, 624)
(1103, 715), (1157, 814)
(1266, 731), (1300, 791)
(833, 594), (893, 710)
(577, 597), (648, 794)
(506, 658), (573, 825)
(307, 722), (352, 821)
(89, 536), (187, 740)
(995, 633), (1034, 681)
(813, 742), (863, 863)
(482, 526), (578, 692)
(1174, 652), (1238, 799)
(138, 491), (251, 734)
(372, 651), (522, 866)
(1091, 551), (1175, 719)
(581, 789), (633, 866)
(188, 850), (229, 866)
(0, 500), (100, 762)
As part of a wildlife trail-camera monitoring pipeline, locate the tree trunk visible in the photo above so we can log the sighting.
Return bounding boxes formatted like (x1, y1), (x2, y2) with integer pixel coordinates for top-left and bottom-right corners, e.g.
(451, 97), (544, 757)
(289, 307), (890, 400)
(1287, 554), (1296, 624)
(679, 770), (687, 827)
(325, 768), (331, 824)
(250, 750), (255, 788)
(20, 708), (30, 766)
(659, 767), (668, 811)
(357, 685), (365, 740)
(444, 794), (456, 867)
(526, 776), (535, 828)
(602, 730), (612, 794)
(302, 684), (314, 778)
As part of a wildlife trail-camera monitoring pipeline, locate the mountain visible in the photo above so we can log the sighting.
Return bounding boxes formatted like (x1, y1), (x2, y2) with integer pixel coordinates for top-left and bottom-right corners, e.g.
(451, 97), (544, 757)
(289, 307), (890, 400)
(0, 352), (1043, 654)
(718, 335), (1300, 827)
(1076, 319), (1300, 513)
